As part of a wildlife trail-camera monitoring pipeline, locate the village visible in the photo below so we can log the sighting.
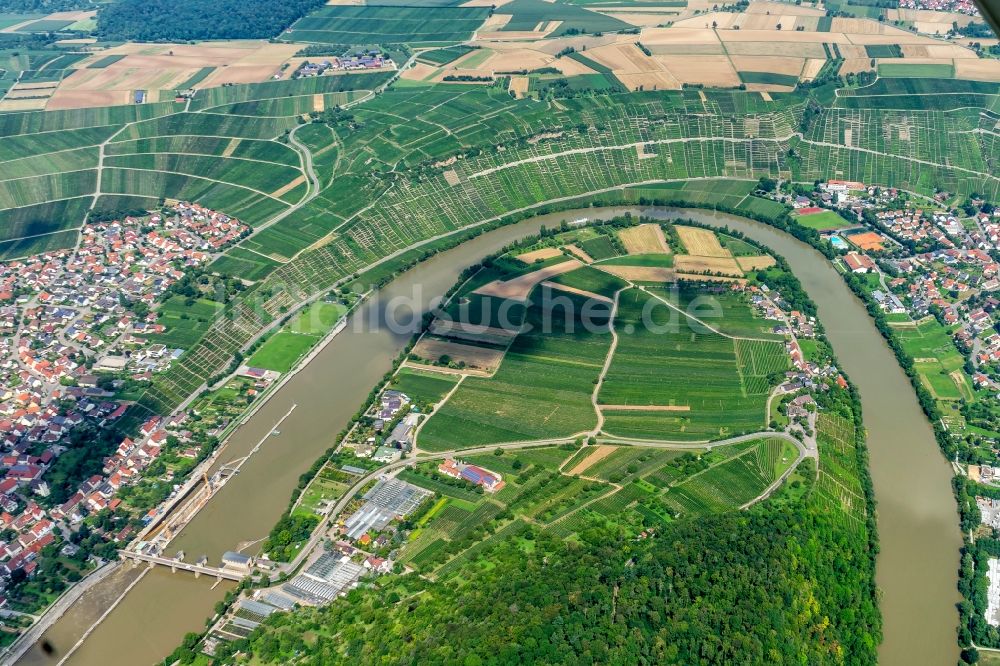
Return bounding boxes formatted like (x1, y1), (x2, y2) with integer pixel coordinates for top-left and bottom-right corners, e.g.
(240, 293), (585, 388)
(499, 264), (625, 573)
(0, 203), (258, 619)
(761, 178), (1000, 635)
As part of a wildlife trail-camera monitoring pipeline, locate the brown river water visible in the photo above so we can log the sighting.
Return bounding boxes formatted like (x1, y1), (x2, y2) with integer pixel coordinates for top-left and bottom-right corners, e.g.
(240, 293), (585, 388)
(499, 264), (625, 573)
(15, 207), (959, 665)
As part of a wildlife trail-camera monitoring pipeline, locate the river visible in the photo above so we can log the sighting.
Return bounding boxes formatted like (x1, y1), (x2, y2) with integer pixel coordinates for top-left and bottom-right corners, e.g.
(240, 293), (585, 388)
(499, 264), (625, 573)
(15, 207), (959, 666)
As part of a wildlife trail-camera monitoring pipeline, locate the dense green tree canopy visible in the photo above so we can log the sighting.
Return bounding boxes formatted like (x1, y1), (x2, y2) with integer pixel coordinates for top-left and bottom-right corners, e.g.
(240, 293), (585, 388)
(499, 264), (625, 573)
(97, 0), (324, 41)
(218, 503), (878, 665)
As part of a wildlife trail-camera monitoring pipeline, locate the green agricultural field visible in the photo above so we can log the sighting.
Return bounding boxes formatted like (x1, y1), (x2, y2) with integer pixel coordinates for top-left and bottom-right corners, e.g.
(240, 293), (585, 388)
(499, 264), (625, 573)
(390, 368), (459, 406)
(417, 281), (611, 450)
(878, 63), (955, 79)
(661, 437), (798, 515)
(88, 55), (126, 69)
(598, 288), (782, 441)
(417, 45), (475, 66)
(499, 0), (630, 36)
(864, 44), (901, 58)
(738, 72), (799, 87)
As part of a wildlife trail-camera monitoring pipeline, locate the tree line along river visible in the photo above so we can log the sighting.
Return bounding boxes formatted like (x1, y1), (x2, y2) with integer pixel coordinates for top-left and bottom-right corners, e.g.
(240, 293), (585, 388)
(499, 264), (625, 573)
(16, 207), (960, 666)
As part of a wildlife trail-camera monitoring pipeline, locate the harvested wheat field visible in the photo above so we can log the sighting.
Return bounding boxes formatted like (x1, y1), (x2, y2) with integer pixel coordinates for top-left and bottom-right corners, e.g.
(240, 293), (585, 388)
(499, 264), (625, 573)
(509, 75), (530, 98)
(902, 44), (976, 59)
(411, 337), (506, 372)
(567, 445), (618, 475)
(565, 244), (595, 263)
(47, 89), (133, 110)
(0, 98), (47, 111)
(676, 226), (730, 257)
(725, 41), (826, 58)
(736, 255), (777, 271)
(540, 281), (612, 304)
(955, 59), (1000, 82)
(801, 58), (826, 81)
(474, 259), (581, 300)
(598, 265), (675, 282)
(657, 55), (740, 87)
(516, 247), (564, 263)
(747, 1), (825, 16)
(840, 58), (875, 76)
(619, 224), (670, 254)
(673, 255), (744, 276)
(730, 55), (804, 77)
(401, 62), (438, 81)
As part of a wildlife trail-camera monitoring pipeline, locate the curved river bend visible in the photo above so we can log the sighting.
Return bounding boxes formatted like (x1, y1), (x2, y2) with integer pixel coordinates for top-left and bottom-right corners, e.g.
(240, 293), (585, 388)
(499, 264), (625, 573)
(17, 207), (959, 666)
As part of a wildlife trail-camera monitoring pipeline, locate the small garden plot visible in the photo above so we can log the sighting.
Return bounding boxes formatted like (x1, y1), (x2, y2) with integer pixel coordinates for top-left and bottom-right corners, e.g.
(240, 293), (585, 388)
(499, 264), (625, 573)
(660, 437), (796, 516)
(618, 223), (670, 254)
(293, 474), (351, 518)
(894, 318), (960, 362)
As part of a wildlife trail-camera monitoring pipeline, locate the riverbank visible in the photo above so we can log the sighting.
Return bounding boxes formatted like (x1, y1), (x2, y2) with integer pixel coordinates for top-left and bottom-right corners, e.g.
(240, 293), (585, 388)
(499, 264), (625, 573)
(17, 205), (960, 666)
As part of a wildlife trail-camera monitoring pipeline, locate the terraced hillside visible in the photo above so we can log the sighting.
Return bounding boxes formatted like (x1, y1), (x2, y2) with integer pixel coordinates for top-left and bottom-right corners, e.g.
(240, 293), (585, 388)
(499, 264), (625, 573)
(0, 74), (997, 416)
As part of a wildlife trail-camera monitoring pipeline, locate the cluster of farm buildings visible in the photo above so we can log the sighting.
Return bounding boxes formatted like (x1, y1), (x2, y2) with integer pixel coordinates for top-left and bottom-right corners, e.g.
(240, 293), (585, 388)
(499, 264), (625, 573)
(294, 50), (394, 78)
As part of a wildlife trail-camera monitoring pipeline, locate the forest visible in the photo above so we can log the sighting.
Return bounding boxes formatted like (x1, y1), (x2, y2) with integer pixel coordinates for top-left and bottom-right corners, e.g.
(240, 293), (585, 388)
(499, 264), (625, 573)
(210, 500), (880, 665)
(96, 0), (325, 41)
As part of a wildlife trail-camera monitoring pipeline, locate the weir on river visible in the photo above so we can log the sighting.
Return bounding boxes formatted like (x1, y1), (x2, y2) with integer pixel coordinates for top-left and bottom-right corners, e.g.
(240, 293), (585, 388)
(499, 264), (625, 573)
(16, 207), (960, 666)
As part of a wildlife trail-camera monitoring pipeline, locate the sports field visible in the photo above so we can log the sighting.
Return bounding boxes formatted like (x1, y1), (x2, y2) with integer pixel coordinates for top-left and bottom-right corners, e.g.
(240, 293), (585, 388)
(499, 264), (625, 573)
(793, 209), (852, 230)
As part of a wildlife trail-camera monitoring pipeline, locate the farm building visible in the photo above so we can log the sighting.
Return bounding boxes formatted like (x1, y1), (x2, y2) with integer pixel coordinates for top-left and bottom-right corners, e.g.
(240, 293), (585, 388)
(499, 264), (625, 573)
(439, 459), (505, 492)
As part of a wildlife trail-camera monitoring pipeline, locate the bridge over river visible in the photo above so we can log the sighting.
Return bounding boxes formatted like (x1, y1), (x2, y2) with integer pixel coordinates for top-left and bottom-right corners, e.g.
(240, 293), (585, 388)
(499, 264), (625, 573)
(117, 550), (245, 582)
